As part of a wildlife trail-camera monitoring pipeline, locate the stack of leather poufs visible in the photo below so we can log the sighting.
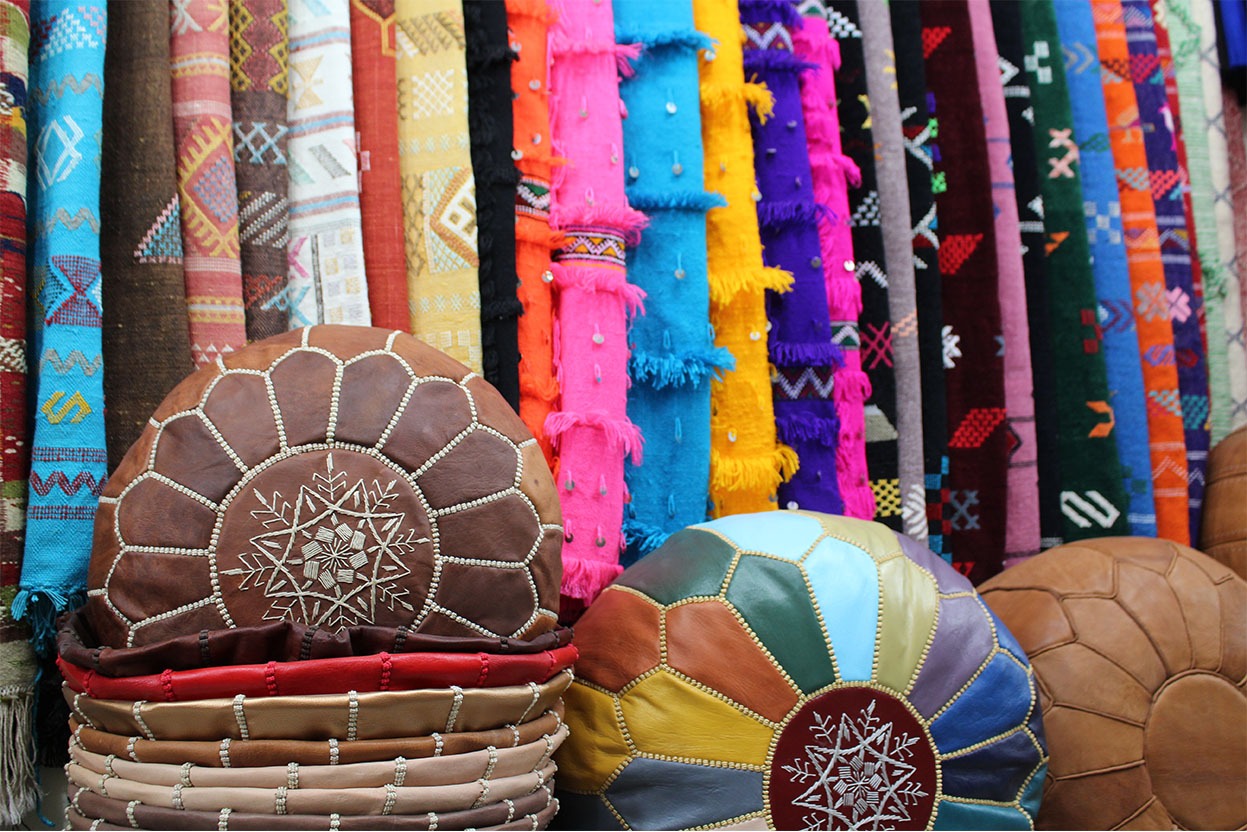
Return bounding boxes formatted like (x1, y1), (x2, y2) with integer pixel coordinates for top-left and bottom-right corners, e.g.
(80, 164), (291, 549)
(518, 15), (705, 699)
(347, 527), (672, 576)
(556, 511), (1047, 830)
(55, 327), (573, 830)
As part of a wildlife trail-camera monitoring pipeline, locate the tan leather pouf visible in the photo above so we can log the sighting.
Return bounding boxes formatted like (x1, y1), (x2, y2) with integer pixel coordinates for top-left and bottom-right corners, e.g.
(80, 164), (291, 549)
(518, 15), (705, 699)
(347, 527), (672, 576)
(1202, 424), (1247, 579)
(980, 538), (1246, 830)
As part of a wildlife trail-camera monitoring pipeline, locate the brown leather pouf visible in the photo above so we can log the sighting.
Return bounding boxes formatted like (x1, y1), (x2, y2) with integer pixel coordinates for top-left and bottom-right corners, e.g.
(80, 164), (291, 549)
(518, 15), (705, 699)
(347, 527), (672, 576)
(980, 538), (1246, 830)
(84, 326), (562, 648)
(1202, 424), (1247, 579)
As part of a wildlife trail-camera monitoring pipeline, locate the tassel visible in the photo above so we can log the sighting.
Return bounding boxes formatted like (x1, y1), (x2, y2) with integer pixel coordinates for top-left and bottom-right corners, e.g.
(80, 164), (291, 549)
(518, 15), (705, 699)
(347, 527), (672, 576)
(770, 339), (843, 369)
(622, 517), (674, 559)
(625, 189), (727, 213)
(629, 346), (736, 390)
(11, 588), (85, 658)
(0, 682), (37, 826)
(776, 411), (842, 447)
(708, 265), (793, 307)
(700, 80), (775, 121)
(615, 27), (715, 54)
(710, 443), (800, 494)
(832, 368), (872, 405)
(549, 263), (646, 317)
(551, 201), (649, 246)
(742, 48), (816, 77)
(545, 409), (645, 463)
(756, 199), (828, 232)
(560, 556), (624, 604)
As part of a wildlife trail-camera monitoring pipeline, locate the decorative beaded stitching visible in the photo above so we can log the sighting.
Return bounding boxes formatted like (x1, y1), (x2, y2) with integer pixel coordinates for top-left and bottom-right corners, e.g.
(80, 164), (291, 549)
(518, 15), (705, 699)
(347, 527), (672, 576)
(382, 783), (397, 815)
(233, 694), (250, 739)
(328, 738), (339, 765)
(444, 686), (464, 732)
(287, 761), (299, 789)
(131, 701), (154, 741)
(329, 813), (340, 831)
(219, 738), (231, 767)
(503, 798), (516, 822)
(347, 690), (360, 741)
(275, 785), (287, 814)
(171, 782), (184, 810)
(179, 760), (193, 786)
(430, 732), (443, 757)
(393, 756), (407, 787)
(126, 736), (138, 762)
(217, 807), (231, 831)
(126, 800), (139, 828)
(426, 811), (438, 831)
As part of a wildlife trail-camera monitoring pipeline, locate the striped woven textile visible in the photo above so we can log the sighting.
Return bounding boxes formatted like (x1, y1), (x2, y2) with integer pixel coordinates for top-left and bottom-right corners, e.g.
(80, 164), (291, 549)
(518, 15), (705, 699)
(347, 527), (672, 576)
(171, 0), (246, 366)
(891, 3), (951, 556)
(922, 0), (1010, 581)
(1122, 0), (1210, 540)
(286, 0), (370, 328)
(696, 0), (796, 518)
(1052, 0), (1158, 536)
(818, 0), (902, 530)
(396, 0), (481, 371)
(969, 0), (1040, 564)
(465, 0), (521, 409)
(794, 21), (875, 520)
(17, 0), (107, 648)
(1154, 0), (1234, 442)
(990, 0), (1065, 555)
(1016, 0), (1132, 542)
(745, 1), (845, 517)
(507, 0), (559, 466)
(546, 0), (647, 606)
(1091, 0), (1190, 544)
(229, 0), (290, 342)
(100, 1), (192, 471)
(350, 0), (407, 333)
(0, 1), (34, 822)
(617, 0), (730, 559)
(859, 0), (926, 539)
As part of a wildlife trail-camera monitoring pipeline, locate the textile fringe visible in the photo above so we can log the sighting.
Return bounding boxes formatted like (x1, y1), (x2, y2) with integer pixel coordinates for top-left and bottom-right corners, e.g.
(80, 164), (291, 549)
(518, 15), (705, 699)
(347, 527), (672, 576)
(777, 411), (842, 447)
(548, 32), (641, 76)
(742, 48), (815, 77)
(739, 0), (805, 29)
(630, 346), (736, 390)
(560, 556), (624, 604)
(827, 275), (863, 318)
(757, 199), (827, 232)
(770, 339), (843, 369)
(709, 264), (793, 306)
(11, 588), (85, 658)
(551, 202), (649, 246)
(625, 189), (726, 213)
(832, 367), (872, 405)
(520, 371), (560, 405)
(622, 517), (673, 559)
(549, 263), (646, 316)
(710, 443), (800, 493)
(0, 684), (36, 827)
(515, 220), (564, 250)
(699, 80), (775, 121)
(615, 27), (714, 54)
(545, 410), (644, 463)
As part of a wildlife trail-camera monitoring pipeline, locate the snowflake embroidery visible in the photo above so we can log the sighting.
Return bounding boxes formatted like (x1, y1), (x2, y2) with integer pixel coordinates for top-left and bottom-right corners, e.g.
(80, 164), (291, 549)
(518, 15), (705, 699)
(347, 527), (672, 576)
(941, 325), (962, 368)
(221, 453), (430, 629)
(781, 700), (930, 830)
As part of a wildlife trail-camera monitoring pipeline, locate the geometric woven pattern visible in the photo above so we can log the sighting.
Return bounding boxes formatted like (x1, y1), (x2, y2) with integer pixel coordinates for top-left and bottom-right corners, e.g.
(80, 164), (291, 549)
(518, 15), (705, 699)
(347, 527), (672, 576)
(557, 511), (1046, 830)
(84, 326), (561, 648)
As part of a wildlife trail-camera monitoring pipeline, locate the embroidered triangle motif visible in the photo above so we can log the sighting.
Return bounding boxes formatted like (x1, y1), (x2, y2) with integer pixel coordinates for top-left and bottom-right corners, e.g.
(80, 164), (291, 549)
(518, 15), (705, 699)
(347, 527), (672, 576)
(134, 195), (184, 264)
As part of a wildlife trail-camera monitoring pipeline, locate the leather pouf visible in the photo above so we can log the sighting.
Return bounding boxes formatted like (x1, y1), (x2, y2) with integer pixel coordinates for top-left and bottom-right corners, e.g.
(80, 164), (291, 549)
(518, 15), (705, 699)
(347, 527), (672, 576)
(1202, 424), (1247, 578)
(979, 538), (1247, 830)
(556, 511), (1046, 830)
(84, 326), (562, 647)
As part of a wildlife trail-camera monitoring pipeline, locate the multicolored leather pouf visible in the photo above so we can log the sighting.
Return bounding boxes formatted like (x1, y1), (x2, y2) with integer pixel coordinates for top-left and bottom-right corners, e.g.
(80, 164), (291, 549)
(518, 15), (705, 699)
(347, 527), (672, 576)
(556, 511), (1046, 830)
(980, 538), (1246, 831)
